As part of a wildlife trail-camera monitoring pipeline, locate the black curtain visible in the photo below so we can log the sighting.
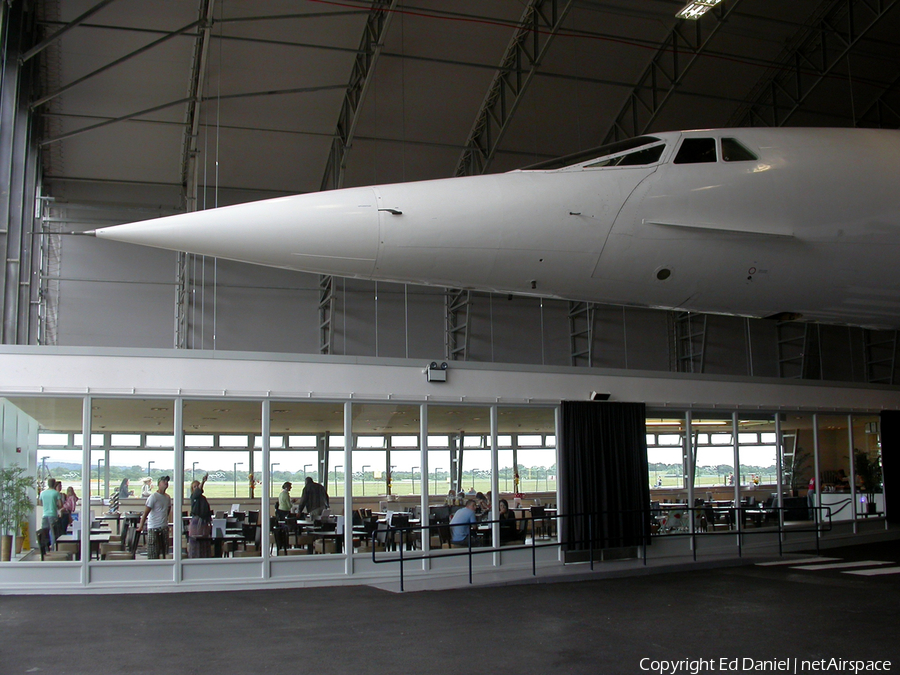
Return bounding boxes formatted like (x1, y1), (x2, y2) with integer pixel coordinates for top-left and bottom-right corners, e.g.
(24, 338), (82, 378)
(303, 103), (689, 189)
(879, 411), (898, 523)
(559, 401), (650, 549)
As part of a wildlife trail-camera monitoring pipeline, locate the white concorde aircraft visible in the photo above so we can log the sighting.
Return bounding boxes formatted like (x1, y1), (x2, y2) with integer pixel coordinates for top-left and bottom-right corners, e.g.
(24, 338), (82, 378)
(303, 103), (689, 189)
(91, 127), (900, 329)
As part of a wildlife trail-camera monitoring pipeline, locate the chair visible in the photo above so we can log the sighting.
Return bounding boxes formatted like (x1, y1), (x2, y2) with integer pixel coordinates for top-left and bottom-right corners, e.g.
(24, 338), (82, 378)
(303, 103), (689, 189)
(232, 549), (261, 557)
(37, 528), (51, 560)
(388, 512), (410, 550)
(57, 541), (80, 560)
(105, 526), (140, 561)
(247, 510), (259, 525)
(41, 552), (71, 561)
(530, 506), (550, 539)
(241, 522), (258, 549)
(270, 517), (289, 555)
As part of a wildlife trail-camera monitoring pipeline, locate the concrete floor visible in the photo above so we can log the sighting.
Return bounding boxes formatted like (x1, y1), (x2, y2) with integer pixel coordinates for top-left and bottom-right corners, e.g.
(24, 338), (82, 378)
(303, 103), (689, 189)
(1, 539), (898, 675)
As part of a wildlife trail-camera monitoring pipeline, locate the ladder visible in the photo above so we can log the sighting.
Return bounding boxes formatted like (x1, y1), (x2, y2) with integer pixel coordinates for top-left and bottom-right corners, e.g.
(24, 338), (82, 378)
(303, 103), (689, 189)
(568, 301), (595, 367)
(864, 329), (898, 384)
(673, 311), (707, 373)
(445, 288), (471, 361)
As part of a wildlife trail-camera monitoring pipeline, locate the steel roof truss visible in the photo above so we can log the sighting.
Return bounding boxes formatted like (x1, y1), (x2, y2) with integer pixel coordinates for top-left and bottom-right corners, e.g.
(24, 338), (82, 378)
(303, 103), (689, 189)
(603, 0), (744, 144)
(455, 0), (575, 177)
(732, 0), (899, 127)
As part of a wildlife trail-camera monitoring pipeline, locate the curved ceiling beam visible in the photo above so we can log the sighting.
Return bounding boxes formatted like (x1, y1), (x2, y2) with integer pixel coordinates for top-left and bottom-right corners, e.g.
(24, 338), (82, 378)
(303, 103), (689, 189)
(454, 0), (575, 177)
(730, 0), (900, 127)
(856, 69), (900, 127)
(320, 0), (399, 192)
(601, 0), (744, 145)
(182, 0), (217, 215)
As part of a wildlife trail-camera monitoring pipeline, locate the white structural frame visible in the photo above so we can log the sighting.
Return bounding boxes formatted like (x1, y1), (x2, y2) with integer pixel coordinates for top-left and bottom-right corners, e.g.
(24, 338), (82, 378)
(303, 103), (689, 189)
(0, 346), (895, 593)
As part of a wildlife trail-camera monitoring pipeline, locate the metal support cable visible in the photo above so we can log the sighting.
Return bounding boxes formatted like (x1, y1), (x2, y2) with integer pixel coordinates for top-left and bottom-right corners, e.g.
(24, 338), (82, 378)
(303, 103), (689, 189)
(176, 0), (216, 350)
(320, 0), (398, 192)
(455, 0), (575, 177)
(318, 0), (398, 356)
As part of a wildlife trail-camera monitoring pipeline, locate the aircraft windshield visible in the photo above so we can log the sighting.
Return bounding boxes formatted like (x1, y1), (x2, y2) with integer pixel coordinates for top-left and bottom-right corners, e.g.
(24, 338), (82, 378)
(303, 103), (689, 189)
(523, 136), (662, 170)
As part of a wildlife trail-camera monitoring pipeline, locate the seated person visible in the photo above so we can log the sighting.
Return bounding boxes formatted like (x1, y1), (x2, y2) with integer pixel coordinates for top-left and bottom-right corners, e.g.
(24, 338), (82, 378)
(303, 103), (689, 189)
(449, 499), (478, 547)
(475, 492), (489, 515)
(497, 498), (522, 543)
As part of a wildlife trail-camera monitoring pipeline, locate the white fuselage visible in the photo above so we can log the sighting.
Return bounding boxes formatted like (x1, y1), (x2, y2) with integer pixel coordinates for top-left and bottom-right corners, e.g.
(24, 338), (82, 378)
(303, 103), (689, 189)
(93, 128), (900, 328)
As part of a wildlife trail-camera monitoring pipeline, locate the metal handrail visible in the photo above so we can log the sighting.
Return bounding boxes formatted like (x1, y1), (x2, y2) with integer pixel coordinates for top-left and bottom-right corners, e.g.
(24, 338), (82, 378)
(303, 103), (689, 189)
(367, 504), (835, 591)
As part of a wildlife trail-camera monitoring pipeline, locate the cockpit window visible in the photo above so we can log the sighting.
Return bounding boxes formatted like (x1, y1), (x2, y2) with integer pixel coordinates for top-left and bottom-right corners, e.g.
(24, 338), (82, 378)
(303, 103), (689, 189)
(721, 138), (758, 161)
(584, 143), (665, 168)
(523, 136), (662, 170)
(674, 138), (717, 164)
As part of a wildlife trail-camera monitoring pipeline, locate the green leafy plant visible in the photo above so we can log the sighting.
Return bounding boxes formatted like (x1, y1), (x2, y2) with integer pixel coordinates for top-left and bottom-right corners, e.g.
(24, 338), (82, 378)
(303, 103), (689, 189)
(0, 466), (35, 537)
(854, 449), (883, 505)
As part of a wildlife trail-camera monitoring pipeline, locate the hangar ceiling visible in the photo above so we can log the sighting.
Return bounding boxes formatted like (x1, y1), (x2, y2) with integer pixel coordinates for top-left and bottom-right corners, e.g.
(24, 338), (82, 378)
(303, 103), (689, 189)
(28, 0), (900, 207)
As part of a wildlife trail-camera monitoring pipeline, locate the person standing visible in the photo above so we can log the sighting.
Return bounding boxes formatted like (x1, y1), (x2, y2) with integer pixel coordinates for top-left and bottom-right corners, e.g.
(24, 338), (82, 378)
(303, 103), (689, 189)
(38, 478), (63, 548)
(276, 482), (294, 520)
(59, 486), (79, 533)
(188, 474), (212, 558)
(296, 476), (329, 519)
(138, 475), (171, 559)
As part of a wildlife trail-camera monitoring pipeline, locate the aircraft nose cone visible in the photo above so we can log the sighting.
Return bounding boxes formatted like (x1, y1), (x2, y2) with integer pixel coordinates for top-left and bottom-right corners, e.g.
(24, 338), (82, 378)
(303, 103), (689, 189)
(93, 187), (381, 277)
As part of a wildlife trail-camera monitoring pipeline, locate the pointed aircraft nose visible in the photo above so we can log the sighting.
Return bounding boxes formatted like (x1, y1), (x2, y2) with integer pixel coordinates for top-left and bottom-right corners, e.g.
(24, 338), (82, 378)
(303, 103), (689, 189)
(93, 187), (381, 277)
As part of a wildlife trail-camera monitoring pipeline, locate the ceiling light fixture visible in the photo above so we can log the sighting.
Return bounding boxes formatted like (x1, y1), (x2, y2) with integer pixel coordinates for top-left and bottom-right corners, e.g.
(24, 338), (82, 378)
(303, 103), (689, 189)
(676, 0), (722, 20)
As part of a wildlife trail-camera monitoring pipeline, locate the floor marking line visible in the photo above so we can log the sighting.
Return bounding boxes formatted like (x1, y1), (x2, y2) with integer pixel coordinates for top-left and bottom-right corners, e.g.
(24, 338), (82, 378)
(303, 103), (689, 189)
(790, 560), (893, 571)
(756, 557), (840, 566)
(843, 566), (900, 577)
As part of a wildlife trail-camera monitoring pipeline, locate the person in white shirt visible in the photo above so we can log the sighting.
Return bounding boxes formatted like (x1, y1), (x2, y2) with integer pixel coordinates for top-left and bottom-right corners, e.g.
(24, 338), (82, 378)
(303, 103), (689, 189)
(138, 476), (171, 559)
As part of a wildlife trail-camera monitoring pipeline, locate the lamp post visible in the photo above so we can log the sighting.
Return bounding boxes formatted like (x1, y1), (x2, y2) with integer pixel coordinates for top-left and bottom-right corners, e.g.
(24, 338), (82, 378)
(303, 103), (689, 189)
(233, 461), (243, 498)
(361, 465), (370, 497)
(97, 458), (103, 496)
(411, 466), (419, 494)
(390, 465), (397, 495)
(192, 461), (198, 482)
(303, 463), (313, 481)
(434, 467), (442, 495)
(333, 465), (343, 496)
(147, 460), (154, 481)
(39, 456), (49, 481)
(270, 462), (279, 496)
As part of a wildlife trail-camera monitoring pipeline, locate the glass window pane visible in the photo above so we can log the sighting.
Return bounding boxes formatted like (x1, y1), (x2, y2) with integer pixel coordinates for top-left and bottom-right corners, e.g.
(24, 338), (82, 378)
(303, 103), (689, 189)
(5, 397), (84, 562)
(721, 137), (758, 162)
(693, 417), (733, 489)
(674, 137), (716, 164)
(852, 415), (882, 517)
(647, 416), (686, 493)
(90, 398), (175, 563)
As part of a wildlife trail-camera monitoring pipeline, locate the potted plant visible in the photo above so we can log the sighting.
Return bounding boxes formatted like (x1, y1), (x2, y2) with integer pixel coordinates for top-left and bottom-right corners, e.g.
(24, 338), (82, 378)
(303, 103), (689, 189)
(854, 449), (883, 515)
(0, 466), (35, 561)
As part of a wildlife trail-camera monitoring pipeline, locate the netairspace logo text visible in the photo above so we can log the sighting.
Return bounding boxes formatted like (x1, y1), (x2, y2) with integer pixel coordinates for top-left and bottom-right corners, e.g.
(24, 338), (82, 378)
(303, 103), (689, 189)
(638, 658), (893, 674)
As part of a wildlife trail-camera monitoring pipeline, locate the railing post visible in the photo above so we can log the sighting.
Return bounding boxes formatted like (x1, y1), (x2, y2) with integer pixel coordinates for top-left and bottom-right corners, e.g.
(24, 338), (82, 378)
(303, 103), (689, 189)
(468, 532), (473, 585)
(398, 527), (405, 592)
(588, 511), (594, 571)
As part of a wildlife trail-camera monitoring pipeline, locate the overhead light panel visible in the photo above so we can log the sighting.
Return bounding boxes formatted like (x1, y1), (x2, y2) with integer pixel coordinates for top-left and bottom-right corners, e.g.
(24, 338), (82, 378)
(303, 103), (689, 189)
(676, 0), (722, 20)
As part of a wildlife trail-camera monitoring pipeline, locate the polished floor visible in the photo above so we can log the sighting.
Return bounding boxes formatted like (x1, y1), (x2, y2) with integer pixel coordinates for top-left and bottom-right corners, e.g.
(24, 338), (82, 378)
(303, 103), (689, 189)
(2, 538), (898, 675)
